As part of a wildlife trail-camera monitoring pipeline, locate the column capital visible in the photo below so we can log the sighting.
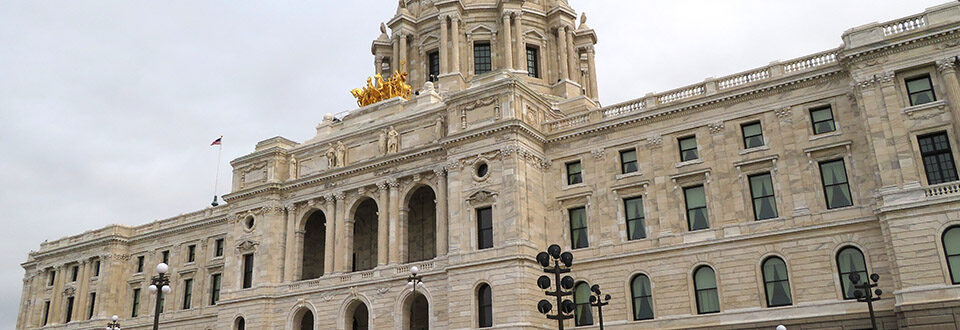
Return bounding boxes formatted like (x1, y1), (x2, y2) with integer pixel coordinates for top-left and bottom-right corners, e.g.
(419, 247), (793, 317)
(878, 71), (896, 86)
(376, 181), (389, 191)
(433, 167), (447, 177)
(938, 58), (958, 73)
(502, 9), (521, 19)
(334, 192), (346, 201)
(388, 178), (400, 188)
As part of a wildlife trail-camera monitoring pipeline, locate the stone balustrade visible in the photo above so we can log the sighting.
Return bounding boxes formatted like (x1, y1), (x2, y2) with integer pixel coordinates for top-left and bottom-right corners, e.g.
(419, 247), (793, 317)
(718, 69), (770, 90)
(782, 51), (838, 74)
(883, 15), (927, 36)
(925, 181), (960, 198)
(658, 85), (705, 104)
(601, 99), (645, 118)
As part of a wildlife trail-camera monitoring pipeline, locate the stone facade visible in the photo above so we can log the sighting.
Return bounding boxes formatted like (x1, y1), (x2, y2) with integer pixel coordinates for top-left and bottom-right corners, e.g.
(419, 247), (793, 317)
(16, 1), (960, 329)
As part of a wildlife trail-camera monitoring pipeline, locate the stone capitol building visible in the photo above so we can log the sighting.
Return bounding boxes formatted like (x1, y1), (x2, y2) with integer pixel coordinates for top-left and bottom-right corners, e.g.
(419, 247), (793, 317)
(16, 0), (960, 329)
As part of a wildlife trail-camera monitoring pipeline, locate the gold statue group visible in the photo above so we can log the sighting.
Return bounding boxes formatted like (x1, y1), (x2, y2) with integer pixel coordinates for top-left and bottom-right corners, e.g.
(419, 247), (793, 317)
(351, 63), (413, 108)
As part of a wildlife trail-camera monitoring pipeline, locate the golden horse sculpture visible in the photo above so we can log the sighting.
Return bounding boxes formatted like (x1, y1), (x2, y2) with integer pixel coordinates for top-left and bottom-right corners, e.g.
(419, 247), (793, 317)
(351, 63), (413, 108)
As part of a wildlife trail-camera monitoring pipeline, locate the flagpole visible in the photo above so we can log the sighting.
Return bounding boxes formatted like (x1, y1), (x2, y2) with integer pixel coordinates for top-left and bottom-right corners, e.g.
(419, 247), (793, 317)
(212, 138), (223, 207)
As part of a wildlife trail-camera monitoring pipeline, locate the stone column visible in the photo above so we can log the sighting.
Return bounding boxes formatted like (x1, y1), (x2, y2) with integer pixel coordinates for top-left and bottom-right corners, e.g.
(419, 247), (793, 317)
(377, 182), (390, 266)
(567, 29), (579, 84)
(294, 230), (305, 279)
(938, 59), (960, 136)
(400, 34), (408, 69)
(49, 266), (63, 324)
(514, 12), (524, 70)
(450, 16), (461, 74)
(586, 46), (599, 99)
(75, 261), (88, 320)
(557, 26), (568, 81)
(388, 179), (400, 264)
(440, 16), (449, 74)
(323, 195), (337, 275)
(283, 205), (298, 282)
(343, 217), (355, 273)
(392, 36), (400, 75)
(502, 14), (513, 72)
(435, 169), (449, 256)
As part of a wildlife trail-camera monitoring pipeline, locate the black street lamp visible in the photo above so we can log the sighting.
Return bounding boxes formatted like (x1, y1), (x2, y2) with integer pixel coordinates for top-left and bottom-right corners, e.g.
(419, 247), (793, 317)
(148, 263), (172, 330)
(406, 266), (424, 293)
(106, 315), (121, 330)
(535, 244), (576, 330)
(849, 273), (883, 330)
(588, 284), (611, 330)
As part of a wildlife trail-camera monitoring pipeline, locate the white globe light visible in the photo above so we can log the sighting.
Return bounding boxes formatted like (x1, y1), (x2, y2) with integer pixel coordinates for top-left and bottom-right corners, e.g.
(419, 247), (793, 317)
(776, 325), (787, 330)
(148, 285), (158, 293)
(417, 281), (424, 288)
(112, 315), (119, 321)
(156, 263), (169, 274)
(161, 285), (172, 294)
(410, 266), (419, 275)
(406, 281), (414, 287)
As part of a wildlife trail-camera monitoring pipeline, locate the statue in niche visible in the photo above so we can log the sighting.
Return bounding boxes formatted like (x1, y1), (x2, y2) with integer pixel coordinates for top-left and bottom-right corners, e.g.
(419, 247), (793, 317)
(326, 143), (337, 168)
(335, 141), (347, 167)
(378, 129), (388, 155)
(288, 156), (298, 180)
(387, 126), (400, 154)
(434, 116), (445, 141)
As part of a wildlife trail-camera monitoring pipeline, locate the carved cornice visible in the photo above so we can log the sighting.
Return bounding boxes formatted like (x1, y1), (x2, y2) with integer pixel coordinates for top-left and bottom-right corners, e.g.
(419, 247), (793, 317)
(774, 107), (792, 123)
(707, 122), (725, 135)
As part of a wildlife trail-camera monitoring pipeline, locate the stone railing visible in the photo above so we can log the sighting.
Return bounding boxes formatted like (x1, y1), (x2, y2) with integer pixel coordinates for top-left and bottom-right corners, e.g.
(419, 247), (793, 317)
(883, 15), (926, 36)
(658, 85), (705, 104)
(718, 69), (770, 90)
(279, 259), (444, 294)
(782, 50), (838, 74)
(925, 181), (960, 198)
(549, 112), (591, 131)
(601, 99), (645, 118)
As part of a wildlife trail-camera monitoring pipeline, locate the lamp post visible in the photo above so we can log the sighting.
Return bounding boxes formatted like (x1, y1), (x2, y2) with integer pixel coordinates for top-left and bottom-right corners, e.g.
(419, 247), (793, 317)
(406, 266), (424, 293)
(106, 315), (121, 330)
(588, 284), (611, 330)
(147, 263), (172, 330)
(535, 244), (575, 330)
(850, 273), (882, 330)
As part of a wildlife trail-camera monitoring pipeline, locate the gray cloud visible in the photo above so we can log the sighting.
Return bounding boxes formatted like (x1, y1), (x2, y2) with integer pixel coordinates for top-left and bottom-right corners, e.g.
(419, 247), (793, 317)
(0, 0), (945, 326)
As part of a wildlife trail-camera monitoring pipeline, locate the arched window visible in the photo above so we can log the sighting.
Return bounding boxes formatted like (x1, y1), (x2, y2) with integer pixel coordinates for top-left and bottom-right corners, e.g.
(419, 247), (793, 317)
(630, 274), (654, 320)
(944, 227), (960, 284)
(761, 257), (792, 307)
(836, 246), (868, 299)
(235, 317), (245, 330)
(477, 283), (493, 328)
(693, 266), (719, 314)
(573, 282), (594, 326)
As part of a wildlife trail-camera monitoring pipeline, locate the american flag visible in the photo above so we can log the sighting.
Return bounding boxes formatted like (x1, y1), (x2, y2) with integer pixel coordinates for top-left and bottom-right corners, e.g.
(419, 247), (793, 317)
(210, 136), (222, 146)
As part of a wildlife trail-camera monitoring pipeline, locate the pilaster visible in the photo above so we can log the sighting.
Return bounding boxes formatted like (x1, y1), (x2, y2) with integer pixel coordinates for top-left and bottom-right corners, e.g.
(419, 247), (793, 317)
(323, 195), (337, 275)
(377, 182), (390, 266)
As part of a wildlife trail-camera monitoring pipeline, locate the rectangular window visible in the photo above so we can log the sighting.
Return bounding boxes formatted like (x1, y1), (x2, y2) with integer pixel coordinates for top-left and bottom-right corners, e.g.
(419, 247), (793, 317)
(624, 197), (646, 240)
(161, 250), (169, 265)
(810, 106), (836, 135)
(566, 161), (583, 185)
(242, 254), (254, 289)
(48, 270), (55, 286)
(819, 159), (853, 209)
(65, 296), (74, 323)
(684, 185), (710, 231)
(742, 122), (764, 149)
(620, 149), (638, 174)
(136, 256), (144, 273)
(131, 288), (141, 317)
(906, 75), (937, 106)
(919, 132), (959, 185)
(474, 42), (492, 75)
(679, 136), (699, 162)
(215, 238), (224, 257)
(71, 265), (79, 282)
(569, 207), (589, 249)
(428, 51), (440, 82)
(210, 274), (222, 305)
(93, 260), (100, 277)
(477, 207), (494, 250)
(187, 245), (196, 263)
(749, 173), (779, 220)
(88, 292), (96, 319)
(526, 46), (540, 78)
(182, 279), (193, 310)
(42, 301), (50, 326)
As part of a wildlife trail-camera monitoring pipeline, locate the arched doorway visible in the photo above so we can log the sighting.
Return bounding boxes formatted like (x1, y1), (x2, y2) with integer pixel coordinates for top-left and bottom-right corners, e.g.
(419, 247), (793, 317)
(302, 211), (326, 280)
(234, 317), (245, 330)
(410, 293), (429, 330)
(293, 308), (314, 330)
(353, 198), (378, 272)
(407, 186), (436, 263)
(345, 300), (370, 330)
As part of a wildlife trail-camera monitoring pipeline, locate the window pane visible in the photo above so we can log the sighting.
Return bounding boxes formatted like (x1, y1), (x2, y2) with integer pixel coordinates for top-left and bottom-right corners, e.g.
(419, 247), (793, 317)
(945, 228), (960, 255)
(762, 258), (792, 306)
(631, 275), (654, 320)
(750, 174), (778, 220)
(814, 121), (837, 134)
(743, 123), (762, 137)
(696, 289), (720, 314)
(820, 161), (848, 185)
(694, 267), (716, 290)
(574, 283), (594, 326)
(685, 186), (706, 208)
(825, 183), (853, 209)
(912, 92), (936, 105)
(754, 197), (779, 220)
(569, 208), (588, 249)
(474, 43), (492, 75)
(907, 77), (932, 92)
(680, 137), (697, 150)
(837, 247), (868, 299)
(478, 284), (492, 328)
(950, 255), (960, 283)
(478, 208), (493, 250)
(625, 197), (646, 240)
(811, 108), (833, 122)
(526, 47), (539, 78)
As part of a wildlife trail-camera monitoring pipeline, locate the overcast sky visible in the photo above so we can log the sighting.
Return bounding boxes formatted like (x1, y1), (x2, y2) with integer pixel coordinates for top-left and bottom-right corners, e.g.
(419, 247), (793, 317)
(0, 0), (948, 326)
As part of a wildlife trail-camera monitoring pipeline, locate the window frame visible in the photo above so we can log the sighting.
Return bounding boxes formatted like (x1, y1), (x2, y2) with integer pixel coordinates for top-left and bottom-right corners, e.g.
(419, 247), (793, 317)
(630, 274), (655, 321)
(835, 246), (869, 300)
(917, 131), (959, 185)
(748, 173), (779, 221)
(942, 226), (960, 285)
(761, 256), (793, 307)
(573, 282), (594, 326)
(473, 42), (492, 75)
(477, 283), (493, 328)
(71, 265), (79, 282)
(525, 45), (540, 78)
(65, 296), (74, 323)
(566, 160), (583, 185)
(428, 50), (440, 82)
(88, 292), (96, 319)
(136, 256), (145, 273)
(131, 288), (141, 317)
(624, 197), (647, 240)
(241, 253), (254, 289)
(214, 238), (225, 258)
(477, 207), (494, 250)
(42, 300), (50, 326)
(182, 278), (193, 310)
(684, 185), (710, 231)
(678, 136), (699, 162)
(818, 159), (854, 210)
(620, 149), (639, 174)
(905, 74), (937, 106)
(187, 245), (196, 263)
(741, 121), (765, 149)
(210, 273), (222, 305)
(568, 207), (589, 249)
(161, 250), (169, 265)
(810, 105), (837, 135)
(693, 265), (720, 314)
